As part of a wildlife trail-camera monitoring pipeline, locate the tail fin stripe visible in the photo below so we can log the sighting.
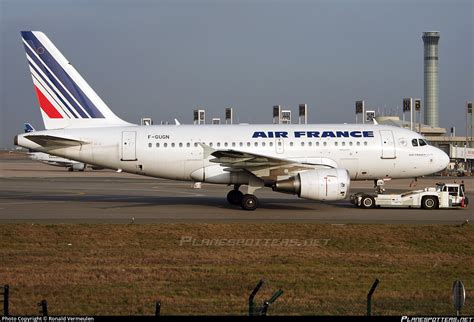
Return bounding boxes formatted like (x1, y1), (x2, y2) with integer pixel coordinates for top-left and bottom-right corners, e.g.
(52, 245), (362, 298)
(28, 61), (78, 118)
(23, 41), (89, 118)
(31, 70), (73, 119)
(22, 32), (104, 118)
(34, 85), (63, 119)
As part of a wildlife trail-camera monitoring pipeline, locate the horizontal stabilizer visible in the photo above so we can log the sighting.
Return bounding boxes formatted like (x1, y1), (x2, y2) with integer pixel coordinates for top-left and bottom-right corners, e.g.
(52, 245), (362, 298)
(24, 135), (87, 147)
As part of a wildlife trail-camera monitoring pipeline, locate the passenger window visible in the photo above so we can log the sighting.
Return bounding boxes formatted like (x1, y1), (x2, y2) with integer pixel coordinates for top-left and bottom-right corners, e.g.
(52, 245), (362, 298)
(412, 139), (418, 147)
(186, 143), (190, 147)
(179, 143), (183, 148)
(224, 142), (228, 147)
(349, 142), (353, 146)
(290, 142), (294, 147)
(356, 142), (360, 146)
(148, 143), (152, 148)
(247, 142), (251, 147)
(323, 142), (327, 146)
(171, 143), (175, 148)
(308, 142), (312, 146)
(240, 142), (243, 147)
(364, 142), (368, 146)
(217, 142), (221, 147)
(164, 143), (168, 148)
(209, 143), (213, 147)
(342, 142), (346, 146)
(194, 143), (198, 147)
(316, 142), (320, 146)
(156, 143), (160, 148)
(269, 142), (274, 147)
(231, 142), (235, 147)
(254, 142), (258, 147)
(301, 142), (305, 147)
(335, 142), (338, 146)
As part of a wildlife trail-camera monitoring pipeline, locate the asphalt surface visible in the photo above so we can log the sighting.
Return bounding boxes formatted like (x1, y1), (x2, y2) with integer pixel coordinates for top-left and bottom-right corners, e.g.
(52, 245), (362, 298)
(0, 155), (472, 224)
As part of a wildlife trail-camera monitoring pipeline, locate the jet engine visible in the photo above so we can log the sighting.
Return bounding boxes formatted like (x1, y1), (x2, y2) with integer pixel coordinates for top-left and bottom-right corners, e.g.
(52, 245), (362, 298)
(272, 169), (350, 201)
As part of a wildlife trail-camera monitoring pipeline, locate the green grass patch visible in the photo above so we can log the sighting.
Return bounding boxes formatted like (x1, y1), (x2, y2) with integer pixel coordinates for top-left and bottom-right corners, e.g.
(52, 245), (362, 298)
(0, 223), (472, 315)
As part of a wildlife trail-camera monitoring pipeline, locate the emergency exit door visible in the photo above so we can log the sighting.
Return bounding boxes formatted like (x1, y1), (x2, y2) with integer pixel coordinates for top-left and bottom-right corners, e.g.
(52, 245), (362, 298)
(121, 131), (137, 161)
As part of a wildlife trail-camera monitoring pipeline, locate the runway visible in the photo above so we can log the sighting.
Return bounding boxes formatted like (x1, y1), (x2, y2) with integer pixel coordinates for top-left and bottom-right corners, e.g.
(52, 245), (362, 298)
(0, 155), (472, 224)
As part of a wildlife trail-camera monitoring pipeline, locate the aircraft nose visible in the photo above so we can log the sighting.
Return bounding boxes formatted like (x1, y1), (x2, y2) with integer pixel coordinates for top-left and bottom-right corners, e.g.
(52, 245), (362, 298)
(436, 149), (450, 171)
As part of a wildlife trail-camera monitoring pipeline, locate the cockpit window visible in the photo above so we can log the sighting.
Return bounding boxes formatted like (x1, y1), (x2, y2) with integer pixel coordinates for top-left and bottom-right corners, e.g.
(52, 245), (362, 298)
(412, 139), (418, 147)
(418, 139), (427, 146)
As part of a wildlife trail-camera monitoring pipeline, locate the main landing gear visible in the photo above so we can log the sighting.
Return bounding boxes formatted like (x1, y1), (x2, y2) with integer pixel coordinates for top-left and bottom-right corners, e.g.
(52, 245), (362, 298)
(226, 185), (259, 211)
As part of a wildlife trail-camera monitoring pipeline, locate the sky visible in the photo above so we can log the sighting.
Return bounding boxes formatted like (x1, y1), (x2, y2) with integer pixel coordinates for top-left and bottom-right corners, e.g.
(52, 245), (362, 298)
(0, 0), (473, 148)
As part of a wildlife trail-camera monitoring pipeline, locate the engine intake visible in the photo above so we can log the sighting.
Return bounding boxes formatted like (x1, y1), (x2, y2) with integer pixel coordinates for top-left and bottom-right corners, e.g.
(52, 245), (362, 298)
(273, 169), (350, 201)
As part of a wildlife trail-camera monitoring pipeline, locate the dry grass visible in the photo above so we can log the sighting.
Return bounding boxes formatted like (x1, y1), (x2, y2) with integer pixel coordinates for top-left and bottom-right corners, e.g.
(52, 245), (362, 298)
(0, 223), (473, 315)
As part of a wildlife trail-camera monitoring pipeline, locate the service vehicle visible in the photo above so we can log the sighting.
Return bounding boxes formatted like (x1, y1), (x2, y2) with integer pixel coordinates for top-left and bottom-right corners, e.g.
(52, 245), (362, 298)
(350, 183), (468, 209)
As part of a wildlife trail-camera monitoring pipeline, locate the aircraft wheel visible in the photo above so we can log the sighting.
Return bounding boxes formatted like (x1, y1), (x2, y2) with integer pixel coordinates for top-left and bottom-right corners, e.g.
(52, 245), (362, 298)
(227, 190), (244, 205)
(241, 194), (258, 211)
(68, 167), (74, 172)
(421, 196), (438, 210)
(360, 195), (375, 209)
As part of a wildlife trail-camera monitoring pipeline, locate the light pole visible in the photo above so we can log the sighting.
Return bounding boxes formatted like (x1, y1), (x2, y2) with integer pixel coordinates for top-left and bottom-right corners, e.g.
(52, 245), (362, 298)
(467, 102), (473, 174)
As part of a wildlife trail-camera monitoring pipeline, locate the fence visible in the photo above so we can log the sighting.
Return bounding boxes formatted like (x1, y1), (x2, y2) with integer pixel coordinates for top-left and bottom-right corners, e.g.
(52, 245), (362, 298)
(0, 279), (470, 316)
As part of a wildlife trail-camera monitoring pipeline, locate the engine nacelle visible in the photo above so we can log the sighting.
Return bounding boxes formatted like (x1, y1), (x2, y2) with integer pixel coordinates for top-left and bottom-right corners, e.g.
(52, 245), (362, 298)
(273, 169), (350, 201)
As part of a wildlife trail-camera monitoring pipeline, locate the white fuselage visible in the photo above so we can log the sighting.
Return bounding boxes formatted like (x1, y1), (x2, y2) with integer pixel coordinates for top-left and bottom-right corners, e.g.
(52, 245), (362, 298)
(16, 123), (449, 184)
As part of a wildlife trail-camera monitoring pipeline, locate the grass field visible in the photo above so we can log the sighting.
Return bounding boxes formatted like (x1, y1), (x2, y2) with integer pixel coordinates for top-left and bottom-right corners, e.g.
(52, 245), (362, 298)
(0, 223), (473, 316)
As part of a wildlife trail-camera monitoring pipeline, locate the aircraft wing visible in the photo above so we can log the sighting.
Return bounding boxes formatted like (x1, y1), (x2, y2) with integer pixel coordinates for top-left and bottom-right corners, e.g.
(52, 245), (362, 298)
(24, 135), (87, 148)
(210, 149), (335, 181)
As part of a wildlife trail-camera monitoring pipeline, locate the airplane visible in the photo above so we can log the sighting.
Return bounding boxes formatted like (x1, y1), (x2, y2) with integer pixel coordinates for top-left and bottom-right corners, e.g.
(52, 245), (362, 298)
(24, 123), (87, 171)
(14, 31), (450, 210)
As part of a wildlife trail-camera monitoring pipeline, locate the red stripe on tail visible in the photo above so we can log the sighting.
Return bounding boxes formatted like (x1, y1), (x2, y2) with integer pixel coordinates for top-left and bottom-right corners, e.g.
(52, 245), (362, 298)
(34, 86), (63, 118)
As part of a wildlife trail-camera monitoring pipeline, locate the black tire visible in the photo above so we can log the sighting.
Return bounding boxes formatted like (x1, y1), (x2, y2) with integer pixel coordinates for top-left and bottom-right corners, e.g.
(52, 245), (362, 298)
(227, 190), (244, 205)
(241, 194), (258, 211)
(68, 167), (74, 172)
(360, 195), (376, 209)
(421, 196), (438, 210)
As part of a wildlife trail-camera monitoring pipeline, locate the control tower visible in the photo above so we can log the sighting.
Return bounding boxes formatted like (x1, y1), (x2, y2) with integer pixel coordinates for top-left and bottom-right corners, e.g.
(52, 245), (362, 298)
(422, 31), (440, 127)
